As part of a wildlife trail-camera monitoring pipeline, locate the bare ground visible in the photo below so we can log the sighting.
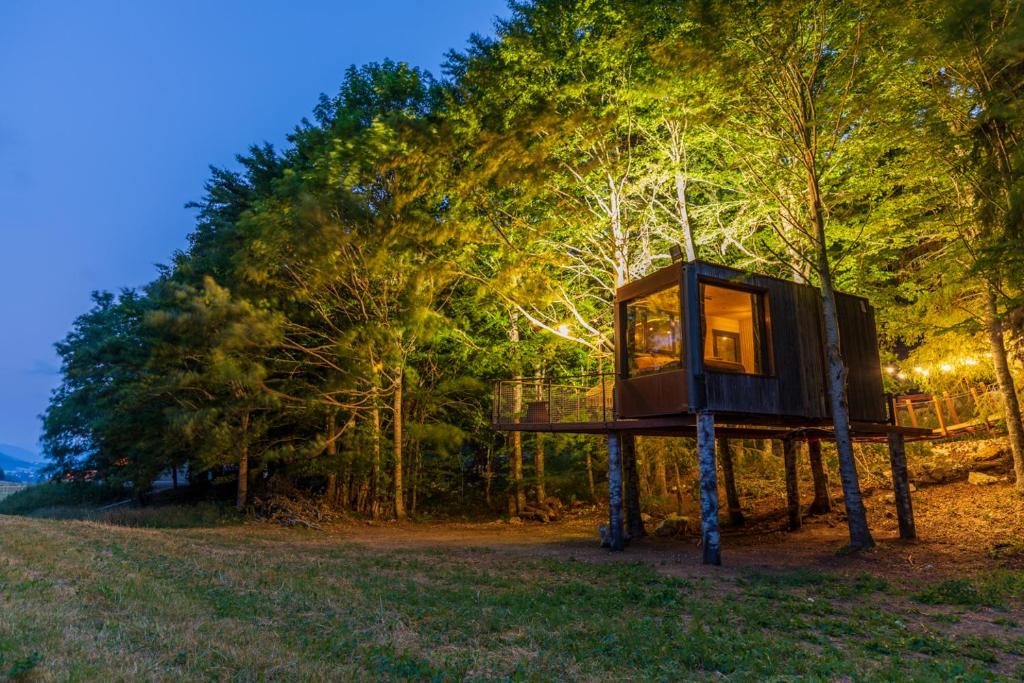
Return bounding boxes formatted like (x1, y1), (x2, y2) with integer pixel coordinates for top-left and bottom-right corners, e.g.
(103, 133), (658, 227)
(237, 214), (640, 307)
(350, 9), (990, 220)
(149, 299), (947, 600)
(304, 478), (1024, 585)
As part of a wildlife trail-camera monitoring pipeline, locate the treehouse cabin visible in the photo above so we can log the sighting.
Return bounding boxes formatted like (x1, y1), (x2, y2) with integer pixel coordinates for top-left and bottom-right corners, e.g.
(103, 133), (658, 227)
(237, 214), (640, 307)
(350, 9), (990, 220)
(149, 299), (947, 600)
(492, 260), (929, 565)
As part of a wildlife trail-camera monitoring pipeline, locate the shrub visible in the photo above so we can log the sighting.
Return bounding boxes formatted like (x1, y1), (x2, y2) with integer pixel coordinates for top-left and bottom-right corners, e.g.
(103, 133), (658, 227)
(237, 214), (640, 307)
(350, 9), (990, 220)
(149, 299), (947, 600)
(0, 481), (128, 516)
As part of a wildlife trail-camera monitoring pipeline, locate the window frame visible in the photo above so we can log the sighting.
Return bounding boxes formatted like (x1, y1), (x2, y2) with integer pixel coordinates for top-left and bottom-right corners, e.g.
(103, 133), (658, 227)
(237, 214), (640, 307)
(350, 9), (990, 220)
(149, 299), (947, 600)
(698, 277), (775, 377)
(622, 283), (685, 379)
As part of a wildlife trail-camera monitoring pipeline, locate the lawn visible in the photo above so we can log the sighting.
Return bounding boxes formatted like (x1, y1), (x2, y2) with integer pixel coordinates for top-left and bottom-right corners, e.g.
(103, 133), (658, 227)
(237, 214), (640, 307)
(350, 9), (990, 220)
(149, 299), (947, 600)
(1, 513), (1023, 681)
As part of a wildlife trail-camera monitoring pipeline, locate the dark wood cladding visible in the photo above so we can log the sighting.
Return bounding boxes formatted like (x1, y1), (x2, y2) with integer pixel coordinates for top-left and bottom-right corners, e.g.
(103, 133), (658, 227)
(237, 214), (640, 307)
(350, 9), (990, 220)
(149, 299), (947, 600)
(618, 369), (688, 418)
(690, 262), (829, 419)
(836, 293), (888, 422)
(704, 373), (781, 414)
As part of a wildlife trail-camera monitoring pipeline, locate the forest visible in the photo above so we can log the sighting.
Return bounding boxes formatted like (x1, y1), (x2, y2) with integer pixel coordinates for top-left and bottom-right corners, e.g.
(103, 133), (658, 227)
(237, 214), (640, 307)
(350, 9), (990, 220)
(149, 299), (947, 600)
(40, 0), (1024, 523)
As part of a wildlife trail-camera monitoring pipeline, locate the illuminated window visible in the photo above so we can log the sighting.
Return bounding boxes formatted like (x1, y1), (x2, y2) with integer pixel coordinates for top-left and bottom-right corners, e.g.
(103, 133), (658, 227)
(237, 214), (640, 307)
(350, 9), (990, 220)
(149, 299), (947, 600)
(625, 285), (682, 377)
(701, 283), (767, 374)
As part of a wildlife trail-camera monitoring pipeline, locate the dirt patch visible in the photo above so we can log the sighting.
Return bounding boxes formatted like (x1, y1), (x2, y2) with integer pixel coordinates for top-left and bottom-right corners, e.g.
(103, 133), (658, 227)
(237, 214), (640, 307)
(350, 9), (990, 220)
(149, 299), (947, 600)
(305, 479), (1023, 586)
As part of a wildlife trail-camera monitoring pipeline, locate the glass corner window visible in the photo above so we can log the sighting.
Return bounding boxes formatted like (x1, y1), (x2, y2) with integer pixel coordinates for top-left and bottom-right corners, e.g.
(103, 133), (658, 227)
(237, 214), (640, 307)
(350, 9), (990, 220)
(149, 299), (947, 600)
(701, 283), (768, 374)
(625, 285), (683, 377)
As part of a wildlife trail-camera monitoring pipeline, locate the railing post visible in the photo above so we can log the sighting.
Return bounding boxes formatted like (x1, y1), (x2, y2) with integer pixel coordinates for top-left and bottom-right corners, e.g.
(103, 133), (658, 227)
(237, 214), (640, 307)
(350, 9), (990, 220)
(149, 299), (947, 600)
(932, 394), (949, 436)
(943, 391), (960, 425)
(970, 385), (993, 432)
(904, 398), (918, 428)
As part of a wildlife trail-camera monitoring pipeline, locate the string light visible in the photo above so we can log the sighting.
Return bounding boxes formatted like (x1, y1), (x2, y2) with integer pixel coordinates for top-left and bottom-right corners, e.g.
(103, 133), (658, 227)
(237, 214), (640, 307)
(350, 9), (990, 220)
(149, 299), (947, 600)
(940, 364), (954, 373)
(885, 366), (897, 374)
(556, 323), (570, 336)
(964, 357), (978, 366)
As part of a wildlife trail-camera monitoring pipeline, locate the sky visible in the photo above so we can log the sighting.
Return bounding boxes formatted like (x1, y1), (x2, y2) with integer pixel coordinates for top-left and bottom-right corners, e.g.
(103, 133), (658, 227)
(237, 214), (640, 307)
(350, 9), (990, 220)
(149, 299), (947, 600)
(0, 0), (510, 456)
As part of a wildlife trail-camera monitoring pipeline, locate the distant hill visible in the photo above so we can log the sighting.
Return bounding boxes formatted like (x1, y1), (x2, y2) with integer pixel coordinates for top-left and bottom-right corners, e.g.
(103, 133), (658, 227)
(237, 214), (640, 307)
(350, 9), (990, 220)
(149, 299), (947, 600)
(0, 443), (40, 463)
(0, 449), (43, 483)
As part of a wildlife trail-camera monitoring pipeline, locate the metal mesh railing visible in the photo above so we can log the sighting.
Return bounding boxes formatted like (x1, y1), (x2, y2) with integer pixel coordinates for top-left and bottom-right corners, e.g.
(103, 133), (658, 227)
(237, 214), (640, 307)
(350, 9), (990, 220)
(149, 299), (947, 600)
(893, 385), (1004, 435)
(493, 375), (614, 427)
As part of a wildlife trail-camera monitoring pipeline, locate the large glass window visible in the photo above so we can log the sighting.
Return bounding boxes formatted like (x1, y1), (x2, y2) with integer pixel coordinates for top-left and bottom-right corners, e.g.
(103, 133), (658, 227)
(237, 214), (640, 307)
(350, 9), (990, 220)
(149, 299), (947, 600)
(701, 283), (767, 374)
(625, 285), (683, 377)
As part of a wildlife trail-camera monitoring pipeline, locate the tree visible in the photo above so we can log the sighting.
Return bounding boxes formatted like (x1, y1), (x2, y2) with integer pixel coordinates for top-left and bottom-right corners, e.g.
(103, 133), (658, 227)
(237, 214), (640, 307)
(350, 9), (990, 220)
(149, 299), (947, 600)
(698, 0), (923, 548)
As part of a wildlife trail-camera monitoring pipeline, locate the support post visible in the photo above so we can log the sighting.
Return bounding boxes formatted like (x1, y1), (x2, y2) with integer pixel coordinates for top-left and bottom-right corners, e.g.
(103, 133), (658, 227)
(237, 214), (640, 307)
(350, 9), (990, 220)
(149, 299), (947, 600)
(697, 412), (721, 565)
(783, 436), (801, 531)
(717, 437), (744, 526)
(807, 438), (832, 515)
(622, 433), (645, 539)
(886, 431), (916, 540)
(606, 431), (625, 551)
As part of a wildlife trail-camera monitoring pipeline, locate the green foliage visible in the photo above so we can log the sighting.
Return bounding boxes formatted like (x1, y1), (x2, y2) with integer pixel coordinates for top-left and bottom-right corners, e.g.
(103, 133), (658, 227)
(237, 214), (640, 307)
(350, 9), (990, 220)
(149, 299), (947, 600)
(38, 0), (1024, 514)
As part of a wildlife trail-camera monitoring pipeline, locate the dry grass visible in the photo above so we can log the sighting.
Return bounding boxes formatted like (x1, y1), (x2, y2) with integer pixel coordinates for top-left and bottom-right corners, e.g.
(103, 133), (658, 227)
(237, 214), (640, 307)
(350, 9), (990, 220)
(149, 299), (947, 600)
(2, 511), (1023, 681)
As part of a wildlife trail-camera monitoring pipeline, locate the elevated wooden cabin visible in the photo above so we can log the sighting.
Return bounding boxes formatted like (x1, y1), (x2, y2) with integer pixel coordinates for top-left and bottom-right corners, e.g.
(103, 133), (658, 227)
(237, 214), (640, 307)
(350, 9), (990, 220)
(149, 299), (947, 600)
(492, 260), (926, 565)
(615, 260), (887, 425)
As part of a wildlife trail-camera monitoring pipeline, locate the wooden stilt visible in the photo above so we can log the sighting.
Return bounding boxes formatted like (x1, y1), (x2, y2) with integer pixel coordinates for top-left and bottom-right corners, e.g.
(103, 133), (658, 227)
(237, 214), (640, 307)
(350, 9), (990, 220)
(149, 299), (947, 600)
(606, 432), (625, 551)
(697, 412), (721, 565)
(886, 431), (916, 540)
(622, 433), (645, 539)
(783, 436), (801, 531)
(717, 437), (744, 526)
(807, 438), (832, 515)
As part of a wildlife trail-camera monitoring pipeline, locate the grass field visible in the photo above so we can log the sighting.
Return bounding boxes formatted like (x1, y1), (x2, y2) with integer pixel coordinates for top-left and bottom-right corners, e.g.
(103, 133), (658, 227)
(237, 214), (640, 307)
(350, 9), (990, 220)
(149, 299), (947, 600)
(1, 513), (1023, 681)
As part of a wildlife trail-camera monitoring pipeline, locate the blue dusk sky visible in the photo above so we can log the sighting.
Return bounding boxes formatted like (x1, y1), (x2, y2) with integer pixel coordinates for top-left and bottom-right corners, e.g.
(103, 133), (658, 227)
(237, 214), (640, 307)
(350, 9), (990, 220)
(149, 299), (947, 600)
(0, 1), (509, 456)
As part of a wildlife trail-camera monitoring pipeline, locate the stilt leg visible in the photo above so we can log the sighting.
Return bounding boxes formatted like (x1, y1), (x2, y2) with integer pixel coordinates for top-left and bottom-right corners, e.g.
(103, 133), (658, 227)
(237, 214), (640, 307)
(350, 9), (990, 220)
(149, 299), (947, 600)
(718, 437), (744, 526)
(622, 433), (645, 539)
(606, 431), (625, 551)
(808, 438), (832, 515)
(783, 436), (801, 531)
(887, 431), (916, 540)
(697, 412), (721, 565)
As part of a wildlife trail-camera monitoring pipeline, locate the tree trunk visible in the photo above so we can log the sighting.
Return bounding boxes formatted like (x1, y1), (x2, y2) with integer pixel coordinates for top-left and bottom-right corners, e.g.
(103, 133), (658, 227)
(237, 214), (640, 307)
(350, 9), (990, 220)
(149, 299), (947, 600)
(413, 441), (422, 514)
(985, 287), (1024, 493)
(674, 170), (696, 262)
(697, 412), (721, 565)
(606, 432), (624, 551)
(807, 439), (832, 515)
(535, 434), (546, 502)
(783, 437), (801, 531)
(717, 437), (744, 526)
(508, 313), (525, 514)
(393, 371), (406, 521)
(236, 413), (250, 510)
(887, 432), (916, 540)
(484, 444), (494, 508)
(586, 442), (597, 503)
(511, 431), (525, 514)
(672, 461), (686, 516)
(370, 398), (382, 520)
(653, 450), (669, 498)
(622, 433), (645, 539)
(809, 164), (874, 549)
(325, 413), (338, 504)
